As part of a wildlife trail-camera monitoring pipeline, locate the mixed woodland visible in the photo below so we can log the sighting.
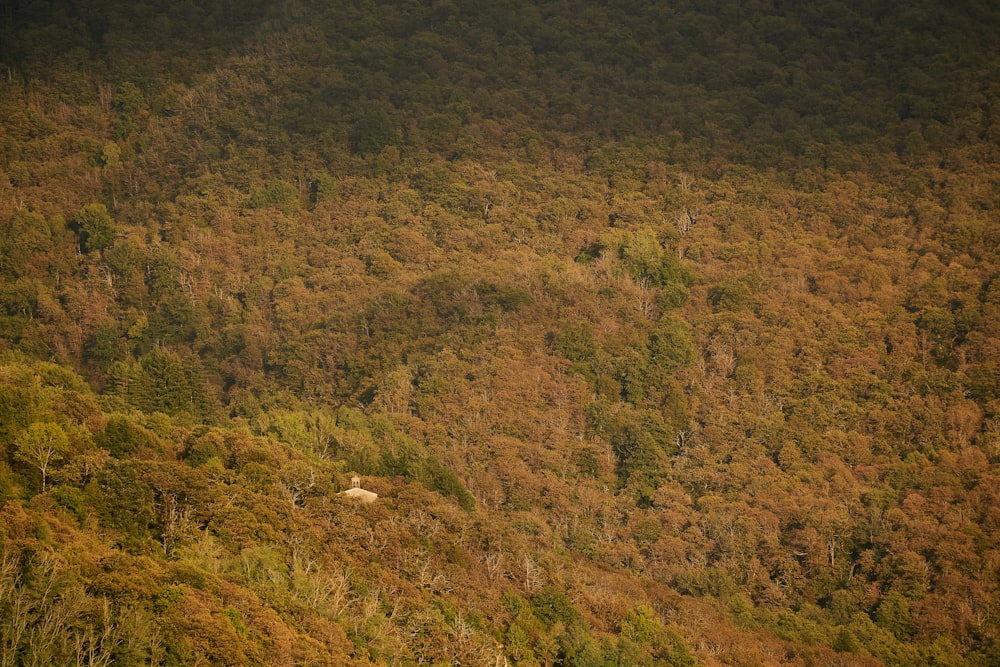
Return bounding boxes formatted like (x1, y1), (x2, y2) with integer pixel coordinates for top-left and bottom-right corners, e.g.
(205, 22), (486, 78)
(1, 0), (1000, 664)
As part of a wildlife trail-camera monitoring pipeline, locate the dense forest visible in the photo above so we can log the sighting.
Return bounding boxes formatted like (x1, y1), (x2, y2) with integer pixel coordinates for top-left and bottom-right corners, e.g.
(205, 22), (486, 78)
(1, 0), (999, 664)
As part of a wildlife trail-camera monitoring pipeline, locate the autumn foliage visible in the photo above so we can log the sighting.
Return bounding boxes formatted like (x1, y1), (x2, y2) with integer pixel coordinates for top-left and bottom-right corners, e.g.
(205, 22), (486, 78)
(1, 0), (999, 664)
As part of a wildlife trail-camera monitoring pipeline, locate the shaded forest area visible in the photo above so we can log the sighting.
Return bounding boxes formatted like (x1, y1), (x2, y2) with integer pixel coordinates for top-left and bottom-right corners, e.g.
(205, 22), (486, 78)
(1, 0), (1000, 664)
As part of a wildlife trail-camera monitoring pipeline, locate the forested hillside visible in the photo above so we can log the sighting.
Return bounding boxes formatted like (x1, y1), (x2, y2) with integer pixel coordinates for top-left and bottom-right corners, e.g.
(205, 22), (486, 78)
(2, 0), (1000, 664)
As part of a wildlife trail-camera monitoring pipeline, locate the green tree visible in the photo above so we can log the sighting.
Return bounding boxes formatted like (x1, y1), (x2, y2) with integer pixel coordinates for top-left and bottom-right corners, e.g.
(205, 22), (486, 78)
(14, 421), (69, 490)
(875, 591), (913, 640)
(76, 203), (116, 254)
(128, 347), (214, 419)
(96, 415), (163, 459)
(114, 81), (144, 137)
(649, 315), (694, 372)
(611, 419), (670, 497)
(97, 459), (157, 546)
(354, 108), (402, 155)
(248, 180), (298, 209)
(621, 605), (696, 666)
(552, 321), (599, 380)
(0, 373), (42, 444)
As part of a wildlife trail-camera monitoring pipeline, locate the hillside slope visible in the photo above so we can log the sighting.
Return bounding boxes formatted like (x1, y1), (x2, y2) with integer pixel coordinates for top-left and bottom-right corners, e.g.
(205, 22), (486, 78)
(1, 0), (1000, 664)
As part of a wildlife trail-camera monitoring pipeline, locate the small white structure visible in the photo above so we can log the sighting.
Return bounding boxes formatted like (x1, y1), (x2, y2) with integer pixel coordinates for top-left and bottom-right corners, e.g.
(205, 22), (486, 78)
(342, 475), (378, 503)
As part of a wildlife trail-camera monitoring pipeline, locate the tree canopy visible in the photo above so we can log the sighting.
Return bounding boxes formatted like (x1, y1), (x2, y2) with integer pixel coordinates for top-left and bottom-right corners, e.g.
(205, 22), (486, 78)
(1, 0), (999, 664)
